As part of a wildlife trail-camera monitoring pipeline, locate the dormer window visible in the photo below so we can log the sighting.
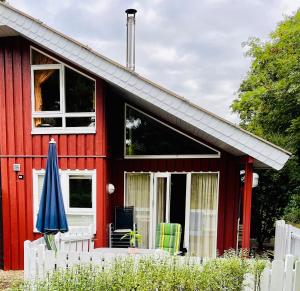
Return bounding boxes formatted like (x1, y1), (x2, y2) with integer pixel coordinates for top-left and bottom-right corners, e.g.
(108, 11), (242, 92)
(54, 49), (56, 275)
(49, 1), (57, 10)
(31, 48), (96, 134)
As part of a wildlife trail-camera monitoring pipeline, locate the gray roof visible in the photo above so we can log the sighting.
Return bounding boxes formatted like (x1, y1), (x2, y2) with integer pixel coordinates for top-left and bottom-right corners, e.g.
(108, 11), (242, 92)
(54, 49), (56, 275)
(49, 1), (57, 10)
(0, 2), (291, 170)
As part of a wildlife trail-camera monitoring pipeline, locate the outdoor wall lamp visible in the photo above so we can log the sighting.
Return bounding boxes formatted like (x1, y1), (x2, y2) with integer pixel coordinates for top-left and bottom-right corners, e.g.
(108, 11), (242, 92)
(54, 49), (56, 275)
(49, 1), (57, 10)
(107, 183), (116, 194)
(240, 170), (259, 188)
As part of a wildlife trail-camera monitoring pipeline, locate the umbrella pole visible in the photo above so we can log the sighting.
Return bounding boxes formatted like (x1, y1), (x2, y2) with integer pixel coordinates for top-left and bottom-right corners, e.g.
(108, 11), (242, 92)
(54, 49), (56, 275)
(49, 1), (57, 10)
(44, 234), (57, 251)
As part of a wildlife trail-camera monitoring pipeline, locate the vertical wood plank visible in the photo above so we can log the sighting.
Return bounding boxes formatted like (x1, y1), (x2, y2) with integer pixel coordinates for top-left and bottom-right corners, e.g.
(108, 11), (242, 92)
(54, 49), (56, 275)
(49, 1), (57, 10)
(37, 244), (45, 279)
(56, 251), (67, 269)
(5, 42), (15, 156)
(59, 135), (68, 169)
(13, 39), (24, 156)
(25, 158), (34, 241)
(86, 134), (94, 170)
(0, 162), (11, 270)
(16, 158), (27, 268)
(294, 261), (300, 291)
(21, 39), (32, 156)
(77, 135), (85, 169)
(68, 135), (76, 169)
(95, 159), (106, 248)
(260, 266), (270, 291)
(270, 260), (284, 291)
(44, 250), (56, 273)
(8, 158), (19, 270)
(32, 136), (42, 169)
(0, 40), (7, 155)
(95, 79), (103, 156)
(284, 254), (294, 291)
(67, 251), (79, 267)
(23, 241), (30, 280)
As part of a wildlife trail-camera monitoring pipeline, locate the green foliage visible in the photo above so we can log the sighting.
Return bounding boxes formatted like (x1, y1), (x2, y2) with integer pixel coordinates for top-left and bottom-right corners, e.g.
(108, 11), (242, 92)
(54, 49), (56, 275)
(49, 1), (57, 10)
(284, 191), (300, 225)
(232, 10), (300, 247)
(121, 230), (142, 247)
(14, 255), (268, 291)
(232, 13), (300, 153)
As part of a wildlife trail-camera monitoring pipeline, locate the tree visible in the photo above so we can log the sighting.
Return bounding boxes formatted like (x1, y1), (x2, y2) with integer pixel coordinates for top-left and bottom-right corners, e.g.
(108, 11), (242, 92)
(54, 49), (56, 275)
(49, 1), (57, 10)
(232, 11), (300, 247)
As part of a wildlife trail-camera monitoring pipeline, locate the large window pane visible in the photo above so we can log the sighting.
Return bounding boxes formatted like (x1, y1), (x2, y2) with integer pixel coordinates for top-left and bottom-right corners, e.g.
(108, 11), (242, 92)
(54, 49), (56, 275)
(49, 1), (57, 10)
(125, 106), (218, 156)
(126, 173), (151, 248)
(34, 69), (60, 111)
(65, 67), (95, 113)
(69, 176), (92, 208)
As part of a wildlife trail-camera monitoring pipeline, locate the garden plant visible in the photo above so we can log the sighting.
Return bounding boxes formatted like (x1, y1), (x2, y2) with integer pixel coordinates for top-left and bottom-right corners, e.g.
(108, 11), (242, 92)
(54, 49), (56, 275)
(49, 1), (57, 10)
(13, 252), (267, 291)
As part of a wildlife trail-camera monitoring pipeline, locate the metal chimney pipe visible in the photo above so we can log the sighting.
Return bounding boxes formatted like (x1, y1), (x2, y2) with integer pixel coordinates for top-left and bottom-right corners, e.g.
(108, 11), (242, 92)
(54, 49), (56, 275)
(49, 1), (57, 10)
(125, 9), (137, 71)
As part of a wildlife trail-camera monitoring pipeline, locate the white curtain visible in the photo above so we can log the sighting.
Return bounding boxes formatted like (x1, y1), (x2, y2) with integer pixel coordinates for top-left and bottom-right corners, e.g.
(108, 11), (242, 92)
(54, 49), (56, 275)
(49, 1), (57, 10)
(126, 173), (151, 248)
(156, 177), (166, 224)
(189, 173), (218, 258)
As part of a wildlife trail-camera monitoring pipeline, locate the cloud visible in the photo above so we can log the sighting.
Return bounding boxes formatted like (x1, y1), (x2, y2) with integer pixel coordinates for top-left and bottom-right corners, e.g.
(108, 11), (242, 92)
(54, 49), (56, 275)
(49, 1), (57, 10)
(9, 0), (300, 123)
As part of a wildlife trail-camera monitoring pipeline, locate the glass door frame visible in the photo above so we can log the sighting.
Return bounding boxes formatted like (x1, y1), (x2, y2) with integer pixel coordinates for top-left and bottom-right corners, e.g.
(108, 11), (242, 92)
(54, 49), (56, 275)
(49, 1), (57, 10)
(152, 172), (171, 248)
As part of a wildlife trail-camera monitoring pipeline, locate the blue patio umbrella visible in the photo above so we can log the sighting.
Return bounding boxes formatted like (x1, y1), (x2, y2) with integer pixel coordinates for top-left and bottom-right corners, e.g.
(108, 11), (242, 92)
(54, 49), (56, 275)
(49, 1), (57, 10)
(36, 138), (68, 249)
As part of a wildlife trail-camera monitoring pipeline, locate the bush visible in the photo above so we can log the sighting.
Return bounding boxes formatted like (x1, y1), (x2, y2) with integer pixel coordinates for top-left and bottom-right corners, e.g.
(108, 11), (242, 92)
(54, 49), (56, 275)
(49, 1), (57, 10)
(15, 255), (268, 291)
(284, 192), (300, 226)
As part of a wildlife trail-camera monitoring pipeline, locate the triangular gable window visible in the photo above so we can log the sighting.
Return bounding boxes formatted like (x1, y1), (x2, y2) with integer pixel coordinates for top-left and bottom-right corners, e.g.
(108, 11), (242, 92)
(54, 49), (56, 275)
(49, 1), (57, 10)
(125, 105), (220, 158)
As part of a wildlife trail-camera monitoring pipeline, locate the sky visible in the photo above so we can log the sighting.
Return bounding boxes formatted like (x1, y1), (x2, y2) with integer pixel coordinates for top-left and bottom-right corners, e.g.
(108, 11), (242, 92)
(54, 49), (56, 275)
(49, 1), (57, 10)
(9, 0), (300, 123)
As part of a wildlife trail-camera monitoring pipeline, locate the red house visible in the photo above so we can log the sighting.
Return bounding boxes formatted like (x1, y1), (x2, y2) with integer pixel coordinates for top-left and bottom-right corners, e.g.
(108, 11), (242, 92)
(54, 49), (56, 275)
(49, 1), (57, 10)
(0, 3), (290, 270)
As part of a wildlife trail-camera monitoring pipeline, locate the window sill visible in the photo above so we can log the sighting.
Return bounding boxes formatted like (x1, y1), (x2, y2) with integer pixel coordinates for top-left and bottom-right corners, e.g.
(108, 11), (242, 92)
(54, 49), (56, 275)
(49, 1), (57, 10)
(31, 128), (96, 135)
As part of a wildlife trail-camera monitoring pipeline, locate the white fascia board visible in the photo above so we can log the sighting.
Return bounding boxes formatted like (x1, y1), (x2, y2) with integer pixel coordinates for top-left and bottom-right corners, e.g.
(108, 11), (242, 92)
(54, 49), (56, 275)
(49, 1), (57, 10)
(0, 3), (291, 170)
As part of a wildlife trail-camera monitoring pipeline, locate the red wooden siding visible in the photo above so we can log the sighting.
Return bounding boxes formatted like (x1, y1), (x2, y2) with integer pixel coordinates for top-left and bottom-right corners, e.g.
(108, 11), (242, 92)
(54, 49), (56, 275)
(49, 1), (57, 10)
(0, 37), (109, 270)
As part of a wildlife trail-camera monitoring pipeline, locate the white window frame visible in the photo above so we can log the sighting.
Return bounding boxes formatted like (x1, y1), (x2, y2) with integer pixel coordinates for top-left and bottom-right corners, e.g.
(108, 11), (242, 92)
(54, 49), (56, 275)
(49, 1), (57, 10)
(30, 47), (97, 134)
(33, 169), (97, 233)
(124, 104), (221, 159)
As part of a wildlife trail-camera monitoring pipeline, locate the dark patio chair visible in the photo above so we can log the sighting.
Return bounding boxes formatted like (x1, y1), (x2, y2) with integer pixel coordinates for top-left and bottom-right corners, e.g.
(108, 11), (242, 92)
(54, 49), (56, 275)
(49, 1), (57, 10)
(109, 206), (136, 248)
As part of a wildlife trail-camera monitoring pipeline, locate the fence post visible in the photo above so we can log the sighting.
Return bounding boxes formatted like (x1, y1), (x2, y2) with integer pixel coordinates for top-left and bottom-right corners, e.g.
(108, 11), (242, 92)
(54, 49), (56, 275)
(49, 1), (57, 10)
(37, 244), (45, 280)
(260, 266), (270, 291)
(270, 260), (284, 291)
(24, 240), (31, 280)
(274, 220), (286, 260)
(284, 254), (294, 291)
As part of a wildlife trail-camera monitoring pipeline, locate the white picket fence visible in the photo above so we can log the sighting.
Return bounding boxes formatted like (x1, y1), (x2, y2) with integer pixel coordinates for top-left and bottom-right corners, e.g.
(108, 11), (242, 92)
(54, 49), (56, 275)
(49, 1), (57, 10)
(274, 220), (300, 260)
(24, 239), (300, 291)
(24, 226), (94, 280)
(248, 255), (300, 291)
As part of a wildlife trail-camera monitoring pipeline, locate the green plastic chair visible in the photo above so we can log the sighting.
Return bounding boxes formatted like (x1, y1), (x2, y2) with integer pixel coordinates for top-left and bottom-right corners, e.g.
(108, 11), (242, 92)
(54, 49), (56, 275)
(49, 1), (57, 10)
(155, 223), (182, 255)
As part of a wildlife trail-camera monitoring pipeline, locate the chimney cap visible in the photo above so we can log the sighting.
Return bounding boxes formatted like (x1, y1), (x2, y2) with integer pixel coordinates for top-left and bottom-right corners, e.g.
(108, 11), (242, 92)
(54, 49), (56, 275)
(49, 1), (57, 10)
(125, 9), (137, 15)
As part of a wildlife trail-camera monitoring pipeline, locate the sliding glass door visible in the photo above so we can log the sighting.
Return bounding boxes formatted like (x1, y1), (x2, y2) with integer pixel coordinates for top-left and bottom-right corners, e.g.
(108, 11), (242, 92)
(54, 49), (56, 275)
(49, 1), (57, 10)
(125, 172), (219, 256)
